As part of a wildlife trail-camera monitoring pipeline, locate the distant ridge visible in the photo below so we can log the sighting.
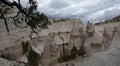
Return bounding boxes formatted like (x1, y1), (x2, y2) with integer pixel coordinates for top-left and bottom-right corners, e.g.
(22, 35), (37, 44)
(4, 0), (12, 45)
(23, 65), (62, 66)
(94, 15), (120, 25)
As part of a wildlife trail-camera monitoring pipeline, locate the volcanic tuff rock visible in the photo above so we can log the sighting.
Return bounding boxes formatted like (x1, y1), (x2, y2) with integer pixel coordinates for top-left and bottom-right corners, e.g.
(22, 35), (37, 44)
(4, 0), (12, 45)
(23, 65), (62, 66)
(1, 1), (120, 66)
(0, 10), (85, 65)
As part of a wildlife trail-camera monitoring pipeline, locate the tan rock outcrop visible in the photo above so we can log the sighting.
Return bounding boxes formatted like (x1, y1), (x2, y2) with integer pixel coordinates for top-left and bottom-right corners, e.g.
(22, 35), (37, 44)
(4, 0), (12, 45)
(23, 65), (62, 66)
(0, 17), (86, 66)
(109, 27), (120, 49)
(40, 33), (59, 66)
(69, 20), (85, 49)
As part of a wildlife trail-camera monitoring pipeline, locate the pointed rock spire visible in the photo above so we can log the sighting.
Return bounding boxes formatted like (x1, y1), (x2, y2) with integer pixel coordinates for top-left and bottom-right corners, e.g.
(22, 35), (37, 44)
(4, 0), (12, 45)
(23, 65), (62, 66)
(109, 27), (120, 49)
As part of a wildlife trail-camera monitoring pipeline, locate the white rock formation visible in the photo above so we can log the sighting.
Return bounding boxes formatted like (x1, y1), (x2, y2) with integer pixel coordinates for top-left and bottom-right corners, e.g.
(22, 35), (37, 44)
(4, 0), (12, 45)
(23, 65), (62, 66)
(1, 2), (120, 66)
(110, 27), (120, 49)
(69, 19), (85, 49)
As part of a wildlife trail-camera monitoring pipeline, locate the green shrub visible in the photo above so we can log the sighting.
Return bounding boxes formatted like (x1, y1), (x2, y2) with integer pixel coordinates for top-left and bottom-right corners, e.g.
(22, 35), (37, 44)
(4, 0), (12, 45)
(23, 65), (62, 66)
(58, 54), (71, 63)
(71, 46), (78, 59)
(58, 45), (87, 63)
(27, 47), (40, 66)
(58, 57), (63, 63)
(78, 44), (86, 56)
(58, 46), (78, 63)
(21, 41), (41, 66)
(21, 41), (29, 54)
(63, 54), (71, 61)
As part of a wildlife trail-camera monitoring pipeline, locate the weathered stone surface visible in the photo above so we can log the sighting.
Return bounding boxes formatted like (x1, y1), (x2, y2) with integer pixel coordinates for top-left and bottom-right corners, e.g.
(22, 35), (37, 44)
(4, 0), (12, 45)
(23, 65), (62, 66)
(0, 58), (10, 66)
(0, 57), (26, 66)
(40, 33), (59, 66)
(0, 18), (85, 66)
(2, 6), (120, 66)
(84, 30), (104, 52)
(109, 27), (120, 49)
(69, 20), (85, 49)
(93, 22), (120, 51)
(54, 46), (120, 66)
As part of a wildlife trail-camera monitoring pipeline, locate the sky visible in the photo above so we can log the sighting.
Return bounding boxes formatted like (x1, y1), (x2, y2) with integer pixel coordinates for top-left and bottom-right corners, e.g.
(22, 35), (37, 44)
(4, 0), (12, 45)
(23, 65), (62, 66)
(14, 0), (120, 24)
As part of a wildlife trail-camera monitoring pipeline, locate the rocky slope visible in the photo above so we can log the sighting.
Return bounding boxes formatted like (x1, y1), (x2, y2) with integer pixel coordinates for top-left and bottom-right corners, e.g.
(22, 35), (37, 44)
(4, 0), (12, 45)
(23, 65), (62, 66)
(54, 46), (120, 66)
(0, 5), (85, 65)
(0, 1), (120, 66)
(53, 21), (120, 66)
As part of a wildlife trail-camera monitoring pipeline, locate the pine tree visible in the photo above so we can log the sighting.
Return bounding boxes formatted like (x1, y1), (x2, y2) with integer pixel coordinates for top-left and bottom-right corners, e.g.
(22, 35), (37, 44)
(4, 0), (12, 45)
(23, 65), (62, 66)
(0, 0), (50, 33)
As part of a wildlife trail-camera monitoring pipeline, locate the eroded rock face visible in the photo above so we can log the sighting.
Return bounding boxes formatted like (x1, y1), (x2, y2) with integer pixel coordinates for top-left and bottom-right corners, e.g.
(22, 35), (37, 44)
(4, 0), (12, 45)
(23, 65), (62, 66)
(40, 33), (59, 66)
(109, 27), (120, 49)
(0, 15), (85, 66)
(0, 38), (27, 62)
(54, 46), (120, 66)
(69, 20), (85, 49)
(58, 32), (70, 55)
(1, 1), (120, 66)
(27, 19), (85, 66)
(0, 28), (31, 62)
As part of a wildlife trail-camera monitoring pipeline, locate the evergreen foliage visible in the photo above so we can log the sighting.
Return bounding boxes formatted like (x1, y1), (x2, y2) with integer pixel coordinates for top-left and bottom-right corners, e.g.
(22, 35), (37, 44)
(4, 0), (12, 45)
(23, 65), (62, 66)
(78, 44), (86, 56)
(21, 41), (29, 54)
(58, 54), (71, 63)
(21, 41), (41, 66)
(71, 46), (78, 59)
(0, 0), (50, 33)
(58, 44), (87, 63)
(27, 47), (41, 66)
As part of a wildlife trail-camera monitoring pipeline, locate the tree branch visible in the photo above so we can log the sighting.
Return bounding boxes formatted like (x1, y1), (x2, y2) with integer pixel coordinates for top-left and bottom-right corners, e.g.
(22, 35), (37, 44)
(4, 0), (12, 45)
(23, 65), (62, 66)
(0, 0), (49, 34)
(0, 10), (9, 32)
(0, 0), (28, 17)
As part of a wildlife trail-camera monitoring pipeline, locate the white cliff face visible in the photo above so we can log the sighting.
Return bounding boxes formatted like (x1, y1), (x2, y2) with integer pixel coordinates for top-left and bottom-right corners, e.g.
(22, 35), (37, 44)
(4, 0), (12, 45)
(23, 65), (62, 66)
(0, 15), (85, 66)
(0, 2), (85, 62)
(109, 27), (120, 49)
(53, 22), (120, 66)
(69, 20), (85, 49)
(38, 19), (75, 36)
(93, 22), (120, 50)
(37, 19), (85, 66)
(84, 31), (103, 52)
(0, 3), (31, 50)
(84, 21), (120, 53)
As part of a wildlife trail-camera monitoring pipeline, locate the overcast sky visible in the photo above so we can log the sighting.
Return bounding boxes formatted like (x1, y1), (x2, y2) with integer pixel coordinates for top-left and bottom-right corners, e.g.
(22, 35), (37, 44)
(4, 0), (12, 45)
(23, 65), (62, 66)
(14, 0), (120, 24)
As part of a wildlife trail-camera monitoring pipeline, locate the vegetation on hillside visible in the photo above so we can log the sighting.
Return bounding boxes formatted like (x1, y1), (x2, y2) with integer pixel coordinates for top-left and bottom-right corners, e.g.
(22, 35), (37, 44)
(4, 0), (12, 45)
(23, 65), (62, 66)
(21, 41), (41, 66)
(21, 41), (29, 54)
(58, 45), (87, 63)
(27, 47), (41, 66)
(94, 15), (120, 25)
